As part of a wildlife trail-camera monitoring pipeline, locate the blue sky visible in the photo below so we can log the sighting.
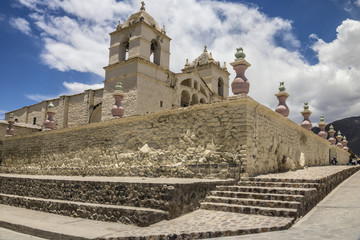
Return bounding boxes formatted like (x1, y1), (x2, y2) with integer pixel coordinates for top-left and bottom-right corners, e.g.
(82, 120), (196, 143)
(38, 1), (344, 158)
(0, 0), (359, 124)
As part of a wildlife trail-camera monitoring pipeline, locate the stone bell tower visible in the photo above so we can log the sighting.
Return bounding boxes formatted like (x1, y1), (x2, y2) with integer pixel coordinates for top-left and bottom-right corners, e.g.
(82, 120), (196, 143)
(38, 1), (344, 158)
(102, 2), (173, 121)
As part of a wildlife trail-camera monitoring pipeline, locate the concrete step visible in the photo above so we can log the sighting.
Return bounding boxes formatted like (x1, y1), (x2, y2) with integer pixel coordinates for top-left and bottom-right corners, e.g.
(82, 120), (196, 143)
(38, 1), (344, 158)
(0, 193), (168, 227)
(216, 185), (317, 197)
(204, 196), (301, 209)
(244, 177), (318, 184)
(211, 190), (304, 202)
(200, 202), (298, 218)
(238, 181), (320, 189)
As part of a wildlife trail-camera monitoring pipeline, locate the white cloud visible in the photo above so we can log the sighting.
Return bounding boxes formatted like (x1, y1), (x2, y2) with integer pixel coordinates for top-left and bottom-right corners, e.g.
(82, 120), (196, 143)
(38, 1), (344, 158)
(9, 17), (31, 35)
(25, 94), (59, 102)
(356, 0), (360, 7)
(15, 0), (360, 124)
(0, 110), (7, 120)
(62, 82), (103, 95)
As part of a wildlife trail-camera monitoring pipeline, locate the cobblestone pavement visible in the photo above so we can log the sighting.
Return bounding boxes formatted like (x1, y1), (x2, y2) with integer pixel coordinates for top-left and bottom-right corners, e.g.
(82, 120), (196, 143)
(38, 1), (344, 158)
(210, 169), (360, 240)
(0, 166), (359, 240)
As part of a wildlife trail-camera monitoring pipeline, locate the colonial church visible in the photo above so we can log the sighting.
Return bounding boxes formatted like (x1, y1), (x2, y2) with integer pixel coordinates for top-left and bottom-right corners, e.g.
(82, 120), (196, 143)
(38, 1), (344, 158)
(6, 3), (230, 129)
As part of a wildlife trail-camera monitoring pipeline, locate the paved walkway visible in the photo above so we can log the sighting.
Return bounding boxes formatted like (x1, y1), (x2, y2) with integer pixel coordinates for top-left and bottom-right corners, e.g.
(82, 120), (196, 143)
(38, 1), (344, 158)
(0, 166), (359, 240)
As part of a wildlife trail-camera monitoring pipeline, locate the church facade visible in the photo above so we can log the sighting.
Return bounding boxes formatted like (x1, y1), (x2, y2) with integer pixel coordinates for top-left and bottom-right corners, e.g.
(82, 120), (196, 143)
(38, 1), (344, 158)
(6, 4), (230, 129)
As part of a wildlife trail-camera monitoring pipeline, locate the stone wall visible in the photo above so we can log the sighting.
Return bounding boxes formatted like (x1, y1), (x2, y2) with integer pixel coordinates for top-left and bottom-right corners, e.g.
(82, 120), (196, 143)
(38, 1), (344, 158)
(1, 96), (347, 178)
(243, 97), (331, 176)
(0, 121), (41, 164)
(329, 145), (350, 165)
(0, 175), (234, 220)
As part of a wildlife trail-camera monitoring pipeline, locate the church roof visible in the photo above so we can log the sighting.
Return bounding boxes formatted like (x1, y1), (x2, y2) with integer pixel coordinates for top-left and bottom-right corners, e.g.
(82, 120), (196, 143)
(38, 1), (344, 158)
(122, 2), (161, 32)
(188, 46), (217, 68)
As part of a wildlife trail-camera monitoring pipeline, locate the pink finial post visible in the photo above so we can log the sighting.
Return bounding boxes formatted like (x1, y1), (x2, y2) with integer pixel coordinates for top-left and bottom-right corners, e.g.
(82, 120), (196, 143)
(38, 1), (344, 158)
(44, 102), (56, 130)
(6, 113), (15, 136)
(328, 125), (336, 145)
(230, 47), (251, 95)
(275, 82), (290, 117)
(300, 102), (312, 130)
(318, 115), (328, 139)
(336, 131), (343, 148)
(342, 136), (349, 152)
(112, 83), (125, 117)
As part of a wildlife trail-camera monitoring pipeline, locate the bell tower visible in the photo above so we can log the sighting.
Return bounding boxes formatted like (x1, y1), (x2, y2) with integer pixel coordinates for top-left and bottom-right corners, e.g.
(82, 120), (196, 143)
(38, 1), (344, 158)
(102, 2), (174, 121)
(107, 1), (171, 69)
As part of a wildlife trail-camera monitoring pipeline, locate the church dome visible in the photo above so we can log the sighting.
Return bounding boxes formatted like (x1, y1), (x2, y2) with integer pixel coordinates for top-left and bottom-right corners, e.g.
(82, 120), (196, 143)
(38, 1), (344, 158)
(189, 46), (217, 68)
(122, 2), (161, 32)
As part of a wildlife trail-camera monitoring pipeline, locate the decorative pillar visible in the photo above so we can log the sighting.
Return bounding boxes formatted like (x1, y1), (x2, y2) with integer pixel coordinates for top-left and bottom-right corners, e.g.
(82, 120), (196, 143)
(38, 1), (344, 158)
(112, 82), (125, 117)
(230, 47), (251, 95)
(300, 102), (312, 130)
(5, 113), (15, 136)
(318, 115), (328, 139)
(44, 102), (56, 130)
(328, 125), (336, 145)
(274, 82), (290, 117)
(342, 136), (349, 152)
(336, 131), (343, 148)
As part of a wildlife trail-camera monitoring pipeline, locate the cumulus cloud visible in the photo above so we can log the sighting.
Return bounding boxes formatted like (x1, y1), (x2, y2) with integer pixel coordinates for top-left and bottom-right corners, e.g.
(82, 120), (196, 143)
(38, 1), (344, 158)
(62, 82), (103, 95)
(0, 110), (7, 120)
(9, 17), (32, 35)
(15, 0), (360, 124)
(25, 94), (59, 102)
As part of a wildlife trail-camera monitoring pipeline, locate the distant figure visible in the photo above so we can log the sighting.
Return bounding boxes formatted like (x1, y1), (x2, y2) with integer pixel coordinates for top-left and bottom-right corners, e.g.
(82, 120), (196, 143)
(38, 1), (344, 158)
(330, 157), (338, 165)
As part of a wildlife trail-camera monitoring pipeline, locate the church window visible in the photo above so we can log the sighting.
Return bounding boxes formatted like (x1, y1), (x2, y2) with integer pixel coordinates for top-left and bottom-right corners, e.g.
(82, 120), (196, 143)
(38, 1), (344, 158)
(190, 94), (199, 105)
(180, 90), (190, 107)
(194, 81), (198, 90)
(180, 79), (191, 87)
(160, 101), (163, 107)
(218, 78), (224, 97)
(119, 37), (129, 62)
(150, 39), (161, 65)
(33, 117), (36, 125)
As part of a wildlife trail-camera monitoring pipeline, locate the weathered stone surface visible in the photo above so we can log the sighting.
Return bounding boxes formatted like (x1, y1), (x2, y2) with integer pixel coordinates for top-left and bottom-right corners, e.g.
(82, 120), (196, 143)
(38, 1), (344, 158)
(0, 97), (350, 179)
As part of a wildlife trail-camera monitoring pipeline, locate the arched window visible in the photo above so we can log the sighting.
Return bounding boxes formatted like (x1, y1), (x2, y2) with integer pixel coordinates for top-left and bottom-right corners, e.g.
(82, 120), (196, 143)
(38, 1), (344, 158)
(180, 79), (192, 87)
(200, 98), (206, 104)
(218, 78), (224, 97)
(89, 103), (102, 123)
(200, 86), (207, 97)
(194, 81), (198, 90)
(119, 37), (129, 62)
(190, 94), (198, 105)
(180, 90), (190, 107)
(150, 39), (161, 65)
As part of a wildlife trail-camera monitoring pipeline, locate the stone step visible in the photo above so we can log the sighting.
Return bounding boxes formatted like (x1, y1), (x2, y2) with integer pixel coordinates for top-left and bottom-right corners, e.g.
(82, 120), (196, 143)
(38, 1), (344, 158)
(211, 190), (304, 202)
(238, 181), (320, 189)
(0, 193), (168, 227)
(204, 196), (301, 209)
(244, 177), (318, 184)
(200, 202), (298, 218)
(216, 185), (317, 197)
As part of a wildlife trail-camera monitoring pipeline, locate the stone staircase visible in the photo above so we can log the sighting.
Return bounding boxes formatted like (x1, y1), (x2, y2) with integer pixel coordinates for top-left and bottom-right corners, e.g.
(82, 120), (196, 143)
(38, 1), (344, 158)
(0, 174), (233, 227)
(201, 177), (320, 219)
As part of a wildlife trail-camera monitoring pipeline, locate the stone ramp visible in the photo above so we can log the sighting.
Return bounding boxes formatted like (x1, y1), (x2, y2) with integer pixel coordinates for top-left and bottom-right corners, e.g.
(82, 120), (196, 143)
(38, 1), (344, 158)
(0, 174), (234, 227)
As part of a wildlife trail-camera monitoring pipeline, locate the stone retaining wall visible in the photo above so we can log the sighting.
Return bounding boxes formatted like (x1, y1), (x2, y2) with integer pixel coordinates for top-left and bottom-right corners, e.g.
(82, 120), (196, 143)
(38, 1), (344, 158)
(0, 175), (233, 219)
(329, 145), (350, 165)
(1, 96), (349, 178)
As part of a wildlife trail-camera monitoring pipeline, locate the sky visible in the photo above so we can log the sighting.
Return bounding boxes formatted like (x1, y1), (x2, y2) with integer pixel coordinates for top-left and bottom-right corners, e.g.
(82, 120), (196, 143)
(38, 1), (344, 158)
(0, 0), (359, 125)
